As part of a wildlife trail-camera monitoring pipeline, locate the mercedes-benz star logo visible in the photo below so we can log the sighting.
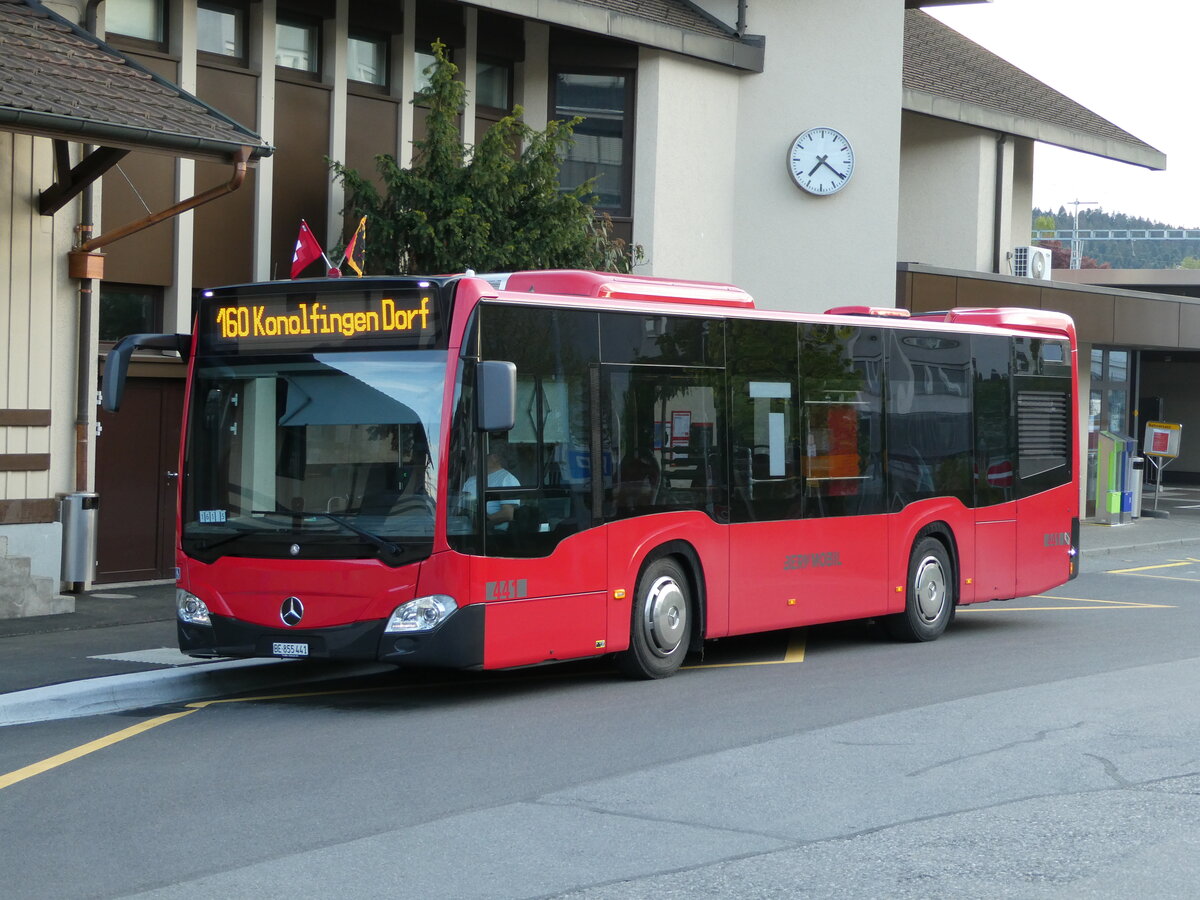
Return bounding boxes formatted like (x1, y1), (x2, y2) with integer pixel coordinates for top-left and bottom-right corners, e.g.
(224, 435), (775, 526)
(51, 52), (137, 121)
(280, 596), (304, 627)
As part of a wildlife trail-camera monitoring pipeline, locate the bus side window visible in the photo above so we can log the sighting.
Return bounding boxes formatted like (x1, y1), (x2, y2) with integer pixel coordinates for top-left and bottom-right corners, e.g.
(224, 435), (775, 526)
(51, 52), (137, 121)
(801, 324), (885, 518)
(886, 330), (972, 511)
(728, 319), (801, 523)
(469, 304), (600, 558)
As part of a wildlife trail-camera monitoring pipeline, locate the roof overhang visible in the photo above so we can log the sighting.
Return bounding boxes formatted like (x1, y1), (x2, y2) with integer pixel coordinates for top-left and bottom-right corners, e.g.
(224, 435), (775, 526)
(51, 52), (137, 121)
(467, 0), (765, 71)
(903, 88), (1167, 171)
(0, 107), (266, 165)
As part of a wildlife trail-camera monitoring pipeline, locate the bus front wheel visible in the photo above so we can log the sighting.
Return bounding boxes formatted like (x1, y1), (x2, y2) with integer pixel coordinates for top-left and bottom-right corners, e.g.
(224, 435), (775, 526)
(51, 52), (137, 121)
(884, 536), (953, 642)
(616, 557), (691, 679)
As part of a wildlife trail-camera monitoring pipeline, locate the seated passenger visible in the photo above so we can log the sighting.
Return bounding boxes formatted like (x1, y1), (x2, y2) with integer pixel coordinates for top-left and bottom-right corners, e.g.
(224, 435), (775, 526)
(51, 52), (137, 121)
(462, 443), (520, 526)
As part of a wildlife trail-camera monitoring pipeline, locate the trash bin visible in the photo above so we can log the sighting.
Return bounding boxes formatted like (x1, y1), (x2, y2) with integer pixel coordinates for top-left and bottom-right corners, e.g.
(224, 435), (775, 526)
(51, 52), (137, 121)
(1131, 456), (1144, 519)
(60, 492), (99, 584)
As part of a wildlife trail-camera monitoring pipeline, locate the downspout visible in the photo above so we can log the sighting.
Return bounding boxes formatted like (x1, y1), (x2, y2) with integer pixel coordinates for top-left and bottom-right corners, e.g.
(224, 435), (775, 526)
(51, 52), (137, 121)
(992, 132), (1008, 275)
(75, 0), (105, 492)
(77, 146), (250, 253)
(69, 144), (250, 490)
(737, 0), (747, 36)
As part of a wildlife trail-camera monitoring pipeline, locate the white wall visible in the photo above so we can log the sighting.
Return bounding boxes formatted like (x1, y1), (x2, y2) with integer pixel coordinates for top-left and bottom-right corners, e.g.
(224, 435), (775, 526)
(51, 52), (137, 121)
(729, 0), (905, 312)
(898, 112), (994, 270)
(633, 50), (739, 283)
(1009, 136), (1035, 266)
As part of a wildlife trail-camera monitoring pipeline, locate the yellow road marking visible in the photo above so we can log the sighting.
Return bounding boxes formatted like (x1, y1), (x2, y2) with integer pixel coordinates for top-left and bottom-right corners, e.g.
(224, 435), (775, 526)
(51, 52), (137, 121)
(0, 687), (415, 793)
(960, 593), (1174, 613)
(1101, 574), (1200, 584)
(685, 629), (806, 670)
(0, 708), (200, 791)
(1106, 559), (1200, 575)
(1104, 561), (1200, 580)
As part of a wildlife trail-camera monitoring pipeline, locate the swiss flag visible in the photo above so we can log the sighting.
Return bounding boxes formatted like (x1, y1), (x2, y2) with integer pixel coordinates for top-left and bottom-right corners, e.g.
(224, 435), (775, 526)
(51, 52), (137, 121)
(291, 219), (324, 278)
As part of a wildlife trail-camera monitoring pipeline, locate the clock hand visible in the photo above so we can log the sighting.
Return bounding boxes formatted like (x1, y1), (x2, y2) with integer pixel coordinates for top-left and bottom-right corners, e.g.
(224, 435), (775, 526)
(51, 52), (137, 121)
(807, 154), (827, 178)
(819, 159), (846, 179)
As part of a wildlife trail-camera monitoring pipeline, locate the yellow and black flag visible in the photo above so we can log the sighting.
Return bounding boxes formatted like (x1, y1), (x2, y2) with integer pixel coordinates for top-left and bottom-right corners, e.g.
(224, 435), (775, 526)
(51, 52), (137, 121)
(343, 216), (366, 276)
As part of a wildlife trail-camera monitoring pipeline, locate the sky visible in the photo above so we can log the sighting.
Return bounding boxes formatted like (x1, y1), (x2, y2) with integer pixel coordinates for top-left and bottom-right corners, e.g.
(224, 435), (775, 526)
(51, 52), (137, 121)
(930, 0), (1200, 230)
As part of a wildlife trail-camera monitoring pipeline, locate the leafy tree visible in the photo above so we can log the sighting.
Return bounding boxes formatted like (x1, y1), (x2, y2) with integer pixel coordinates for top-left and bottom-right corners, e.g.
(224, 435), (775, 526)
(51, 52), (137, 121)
(331, 42), (641, 275)
(1033, 214), (1056, 235)
(1181, 256), (1200, 269)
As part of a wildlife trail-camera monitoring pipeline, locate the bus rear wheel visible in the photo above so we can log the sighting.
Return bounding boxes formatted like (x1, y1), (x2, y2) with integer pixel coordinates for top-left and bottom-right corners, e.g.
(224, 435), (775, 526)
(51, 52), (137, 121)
(884, 535), (953, 642)
(615, 557), (691, 679)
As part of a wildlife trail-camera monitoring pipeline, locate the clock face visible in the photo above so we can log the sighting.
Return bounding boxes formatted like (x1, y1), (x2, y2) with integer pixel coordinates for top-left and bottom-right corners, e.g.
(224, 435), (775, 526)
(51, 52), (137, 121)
(787, 127), (855, 195)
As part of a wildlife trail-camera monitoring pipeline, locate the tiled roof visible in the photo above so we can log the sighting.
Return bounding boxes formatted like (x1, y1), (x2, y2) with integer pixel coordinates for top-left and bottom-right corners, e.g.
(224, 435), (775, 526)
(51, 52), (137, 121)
(904, 10), (1162, 167)
(0, 0), (269, 161)
(573, 0), (735, 39)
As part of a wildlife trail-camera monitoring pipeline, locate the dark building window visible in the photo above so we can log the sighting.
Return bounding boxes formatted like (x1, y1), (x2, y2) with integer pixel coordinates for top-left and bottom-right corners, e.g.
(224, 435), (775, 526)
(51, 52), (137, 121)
(348, 33), (388, 86)
(197, 2), (245, 60)
(277, 16), (319, 74)
(99, 283), (162, 343)
(106, 0), (165, 43)
(476, 59), (512, 110)
(553, 71), (633, 215)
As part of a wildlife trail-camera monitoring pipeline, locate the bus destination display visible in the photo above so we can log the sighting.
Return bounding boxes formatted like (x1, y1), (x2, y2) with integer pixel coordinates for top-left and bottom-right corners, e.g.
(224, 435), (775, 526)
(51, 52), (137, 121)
(202, 289), (440, 351)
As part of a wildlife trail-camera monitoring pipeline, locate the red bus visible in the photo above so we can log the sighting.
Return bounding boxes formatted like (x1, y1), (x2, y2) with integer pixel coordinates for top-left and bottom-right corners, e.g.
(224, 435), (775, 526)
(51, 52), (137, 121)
(103, 270), (1079, 678)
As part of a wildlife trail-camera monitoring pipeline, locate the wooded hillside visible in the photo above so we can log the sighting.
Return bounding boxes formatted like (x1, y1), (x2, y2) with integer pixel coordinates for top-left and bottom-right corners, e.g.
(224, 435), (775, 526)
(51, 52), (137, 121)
(1032, 207), (1200, 269)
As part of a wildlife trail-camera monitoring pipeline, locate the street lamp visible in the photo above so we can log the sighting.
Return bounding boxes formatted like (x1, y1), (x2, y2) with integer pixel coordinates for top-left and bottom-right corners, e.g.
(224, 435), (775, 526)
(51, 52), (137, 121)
(1068, 199), (1098, 270)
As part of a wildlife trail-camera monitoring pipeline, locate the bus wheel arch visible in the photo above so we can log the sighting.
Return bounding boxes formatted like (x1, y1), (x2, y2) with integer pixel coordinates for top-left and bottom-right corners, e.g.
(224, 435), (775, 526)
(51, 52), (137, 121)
(884, 523), (957, 642)
(615, 541), (705, 679)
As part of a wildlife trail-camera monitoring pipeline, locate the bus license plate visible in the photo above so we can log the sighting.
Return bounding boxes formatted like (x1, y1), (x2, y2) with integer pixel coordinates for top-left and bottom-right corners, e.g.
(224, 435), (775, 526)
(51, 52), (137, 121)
(272, 641), (309, 658)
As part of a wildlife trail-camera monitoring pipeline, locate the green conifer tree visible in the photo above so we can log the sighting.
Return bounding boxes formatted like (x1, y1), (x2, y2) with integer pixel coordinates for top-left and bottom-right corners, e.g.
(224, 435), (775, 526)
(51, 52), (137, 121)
(330, 42), (641, 275)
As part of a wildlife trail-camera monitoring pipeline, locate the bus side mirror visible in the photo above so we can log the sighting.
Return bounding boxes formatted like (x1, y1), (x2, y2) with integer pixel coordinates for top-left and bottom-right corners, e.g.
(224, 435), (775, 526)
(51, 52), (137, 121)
(476, 360), (516, 432)
(102, 333), (190, 412)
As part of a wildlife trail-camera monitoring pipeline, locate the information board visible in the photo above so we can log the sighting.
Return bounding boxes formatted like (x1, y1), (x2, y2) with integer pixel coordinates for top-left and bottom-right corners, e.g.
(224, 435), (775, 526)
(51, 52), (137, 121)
(1144, 421), (1182, 459)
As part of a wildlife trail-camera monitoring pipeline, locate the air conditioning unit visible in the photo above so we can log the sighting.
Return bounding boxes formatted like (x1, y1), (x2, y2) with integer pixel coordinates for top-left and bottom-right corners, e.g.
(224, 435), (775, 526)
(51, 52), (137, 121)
(1012, 245), (1052, 280)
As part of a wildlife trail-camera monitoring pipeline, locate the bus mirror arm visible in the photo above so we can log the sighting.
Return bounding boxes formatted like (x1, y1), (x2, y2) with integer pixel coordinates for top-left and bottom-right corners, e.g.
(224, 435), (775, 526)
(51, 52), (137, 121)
(102, 333), (191, 412)
(476, 360), (516, 432)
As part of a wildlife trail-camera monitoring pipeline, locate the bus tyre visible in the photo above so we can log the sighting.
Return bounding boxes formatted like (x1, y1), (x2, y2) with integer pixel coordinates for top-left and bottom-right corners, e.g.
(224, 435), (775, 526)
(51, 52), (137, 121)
(885, 536), (953, 642)
(616, 557), (691, 679)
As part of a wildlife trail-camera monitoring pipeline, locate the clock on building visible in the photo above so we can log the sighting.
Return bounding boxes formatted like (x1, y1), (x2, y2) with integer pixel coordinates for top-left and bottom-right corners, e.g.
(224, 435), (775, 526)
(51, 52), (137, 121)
(787, 127), (855, 195)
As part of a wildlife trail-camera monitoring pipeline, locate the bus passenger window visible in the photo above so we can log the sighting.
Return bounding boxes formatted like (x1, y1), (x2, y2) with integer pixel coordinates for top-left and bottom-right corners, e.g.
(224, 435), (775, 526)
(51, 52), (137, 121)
(800, 324), (885, 518)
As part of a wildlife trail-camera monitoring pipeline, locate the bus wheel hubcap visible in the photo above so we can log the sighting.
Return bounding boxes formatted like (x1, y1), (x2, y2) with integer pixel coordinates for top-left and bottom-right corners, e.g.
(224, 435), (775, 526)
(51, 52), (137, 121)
(644, 576), (686, 657)
(914, 557), (946, 621)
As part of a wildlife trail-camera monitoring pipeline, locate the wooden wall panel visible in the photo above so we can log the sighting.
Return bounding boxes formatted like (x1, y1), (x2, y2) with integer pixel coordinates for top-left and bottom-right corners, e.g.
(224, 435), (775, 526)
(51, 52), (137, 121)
(1, 132), (67, 505)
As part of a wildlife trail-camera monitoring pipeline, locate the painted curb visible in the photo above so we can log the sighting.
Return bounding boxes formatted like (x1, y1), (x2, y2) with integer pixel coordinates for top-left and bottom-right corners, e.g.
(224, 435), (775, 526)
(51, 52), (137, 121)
(0, 658), (392, 727)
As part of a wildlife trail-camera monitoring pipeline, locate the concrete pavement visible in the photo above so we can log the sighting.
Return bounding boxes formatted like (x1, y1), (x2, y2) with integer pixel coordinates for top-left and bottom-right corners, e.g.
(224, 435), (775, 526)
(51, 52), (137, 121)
(3, 485), (1200, 727)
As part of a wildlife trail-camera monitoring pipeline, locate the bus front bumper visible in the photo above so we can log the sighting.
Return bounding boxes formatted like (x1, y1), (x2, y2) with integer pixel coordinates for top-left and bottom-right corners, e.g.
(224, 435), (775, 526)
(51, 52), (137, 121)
(178, 603), (484, 669)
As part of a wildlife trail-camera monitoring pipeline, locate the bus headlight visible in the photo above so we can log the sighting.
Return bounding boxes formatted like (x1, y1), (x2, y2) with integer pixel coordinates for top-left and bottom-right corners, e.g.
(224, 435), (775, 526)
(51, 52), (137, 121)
(177, 589), (211, 625)
(384, 595), (458, 633)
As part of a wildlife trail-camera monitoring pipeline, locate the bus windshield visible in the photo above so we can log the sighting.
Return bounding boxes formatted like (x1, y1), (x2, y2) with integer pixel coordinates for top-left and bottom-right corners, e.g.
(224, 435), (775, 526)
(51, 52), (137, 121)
(182, 350), (447, 564)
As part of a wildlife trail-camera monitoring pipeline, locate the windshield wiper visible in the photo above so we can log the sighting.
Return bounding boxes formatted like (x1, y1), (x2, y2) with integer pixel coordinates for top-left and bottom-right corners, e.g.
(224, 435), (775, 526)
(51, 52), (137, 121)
(251, 509), (404, 556)
(190, 522), (284, 552)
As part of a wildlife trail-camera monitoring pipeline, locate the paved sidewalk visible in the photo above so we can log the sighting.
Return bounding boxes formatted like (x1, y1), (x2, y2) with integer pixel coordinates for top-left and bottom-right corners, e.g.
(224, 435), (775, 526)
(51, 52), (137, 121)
(2, 495), (1200, 726)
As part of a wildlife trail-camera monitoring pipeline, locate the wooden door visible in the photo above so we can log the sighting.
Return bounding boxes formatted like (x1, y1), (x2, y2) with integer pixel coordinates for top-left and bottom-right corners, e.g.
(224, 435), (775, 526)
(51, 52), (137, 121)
(95, 378), (184, 583)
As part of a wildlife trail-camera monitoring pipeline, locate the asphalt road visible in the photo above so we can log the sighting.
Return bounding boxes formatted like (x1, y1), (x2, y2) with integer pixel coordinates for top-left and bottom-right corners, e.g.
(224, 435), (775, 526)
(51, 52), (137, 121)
(3, 549), (1200, 898)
